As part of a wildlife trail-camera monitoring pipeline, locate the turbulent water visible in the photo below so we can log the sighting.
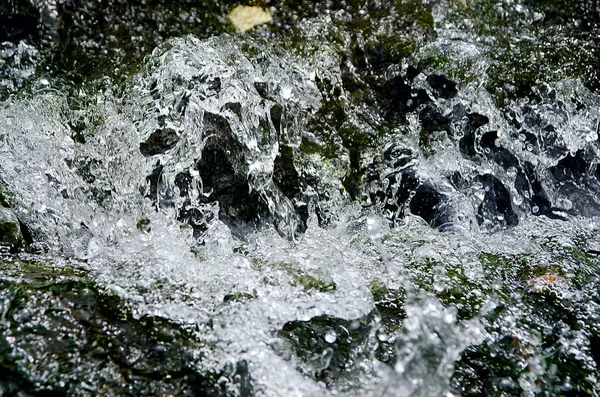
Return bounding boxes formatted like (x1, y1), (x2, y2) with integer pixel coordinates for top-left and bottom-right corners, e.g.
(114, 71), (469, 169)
(2, 0), (600, 396)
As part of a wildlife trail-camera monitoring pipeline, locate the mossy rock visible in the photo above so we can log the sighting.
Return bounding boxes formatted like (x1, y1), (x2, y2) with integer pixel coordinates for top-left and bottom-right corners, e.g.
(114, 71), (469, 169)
(281, 311), (378, 386)
(270, 261), (337, 292)
(449, 248), (600, 396)
(369, 279), (406, 365)
(0, 255), (231, 396)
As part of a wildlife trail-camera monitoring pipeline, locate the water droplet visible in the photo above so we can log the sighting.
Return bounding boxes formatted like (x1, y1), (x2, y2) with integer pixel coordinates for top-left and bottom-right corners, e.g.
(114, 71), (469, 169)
(513, 195), (523, 206)
(507, 166), (517, 178)
(532, 206), (539, 214)
(324, 330), (337, 344)
(366, 217), (381, 239)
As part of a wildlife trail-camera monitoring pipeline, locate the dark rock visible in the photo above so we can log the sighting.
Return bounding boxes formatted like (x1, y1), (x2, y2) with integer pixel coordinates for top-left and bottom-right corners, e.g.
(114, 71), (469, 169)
(521, 162), (556, 217)
(480, 130), (520, 169)
(0, 207), (22, 248)
(382, 75), (431, 123)
(195, 145), (266, 227)
(139, 128), (179, 156)
(273, 145), (308, 233)
(0, 13), (37, 42)
(0, 256), (224, 396)
(476, 174), (518, 228)
(281, 312), (378, 385)
(549, 150), (600, 216)
(459, 111), (490, 157)
(420, 104), (451, 147)
(551, 149), (596, 183)
(380, 140), (474, 231)
(426, 74), (458, 99)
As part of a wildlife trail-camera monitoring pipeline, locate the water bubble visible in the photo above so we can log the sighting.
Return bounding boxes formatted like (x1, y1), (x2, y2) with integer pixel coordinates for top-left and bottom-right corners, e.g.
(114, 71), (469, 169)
(513, 194), (523, 206)
(526, 143), (534, 151)
(366, 216), (381, 239)
(532, 206), (539, 214)
(324, 330), (337, 344)
(507, 166), (517, 179)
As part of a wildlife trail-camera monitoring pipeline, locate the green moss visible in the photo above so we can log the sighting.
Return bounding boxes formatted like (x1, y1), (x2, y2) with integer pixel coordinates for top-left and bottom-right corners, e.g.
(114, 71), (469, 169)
(368, 279), (388, 302)
(369, 279), (405, 365)
(450, 247), (600, 396)
(1, 258), (88, 279)
(136, 217), (151, 232)
(441, 0), (600, 98)
(273, 261), (337, 292)
(406, 258), (489, 320)
(223, 292), (255, 303)
(45, 0), (230, 85)
(293, 273), (337, 292)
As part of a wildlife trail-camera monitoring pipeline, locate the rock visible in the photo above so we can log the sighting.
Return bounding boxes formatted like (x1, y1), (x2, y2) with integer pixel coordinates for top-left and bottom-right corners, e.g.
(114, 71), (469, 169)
(476, 174), (518, 228)
(0, 13), (38, 42)
(0, 1), (38, 43)
(281, 312), (378, 386)
(139, 127), (179, 156)
(426, 74), (458, 99)
(0, 207), (22, 248)
(0, 256), (228, 396)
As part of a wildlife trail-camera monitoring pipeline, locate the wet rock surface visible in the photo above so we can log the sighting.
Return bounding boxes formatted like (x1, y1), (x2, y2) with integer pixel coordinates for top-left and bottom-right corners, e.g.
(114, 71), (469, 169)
(0, 255), (232, 396)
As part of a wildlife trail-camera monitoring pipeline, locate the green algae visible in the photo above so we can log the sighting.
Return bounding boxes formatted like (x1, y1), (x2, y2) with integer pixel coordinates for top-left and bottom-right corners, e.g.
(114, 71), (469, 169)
(270, 261), (337, 292)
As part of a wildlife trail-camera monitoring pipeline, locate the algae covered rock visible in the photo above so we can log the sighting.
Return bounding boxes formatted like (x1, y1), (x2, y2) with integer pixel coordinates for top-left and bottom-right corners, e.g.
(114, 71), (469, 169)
(281, 312), (379, 386)
(0, 255), (225, 396)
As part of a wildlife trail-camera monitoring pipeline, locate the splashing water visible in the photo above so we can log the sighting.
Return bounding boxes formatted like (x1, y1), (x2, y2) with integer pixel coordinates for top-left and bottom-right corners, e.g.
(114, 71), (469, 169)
(2, 0), (600, 395)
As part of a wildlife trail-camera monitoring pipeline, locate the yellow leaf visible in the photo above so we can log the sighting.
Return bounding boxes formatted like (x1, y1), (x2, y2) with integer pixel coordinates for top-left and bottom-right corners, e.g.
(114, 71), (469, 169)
(228, 5), (273, 33)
